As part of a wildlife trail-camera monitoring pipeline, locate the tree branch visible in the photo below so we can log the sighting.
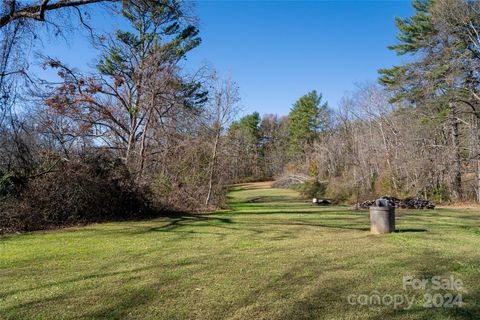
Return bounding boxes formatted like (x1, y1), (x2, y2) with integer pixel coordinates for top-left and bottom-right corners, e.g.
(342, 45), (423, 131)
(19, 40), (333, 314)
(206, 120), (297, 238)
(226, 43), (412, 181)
(0, 0), (115, 28)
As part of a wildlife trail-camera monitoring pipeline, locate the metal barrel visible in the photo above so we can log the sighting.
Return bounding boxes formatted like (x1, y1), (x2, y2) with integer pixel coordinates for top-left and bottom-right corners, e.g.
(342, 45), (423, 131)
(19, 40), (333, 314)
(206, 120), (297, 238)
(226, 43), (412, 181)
(369, 206), (395, 234)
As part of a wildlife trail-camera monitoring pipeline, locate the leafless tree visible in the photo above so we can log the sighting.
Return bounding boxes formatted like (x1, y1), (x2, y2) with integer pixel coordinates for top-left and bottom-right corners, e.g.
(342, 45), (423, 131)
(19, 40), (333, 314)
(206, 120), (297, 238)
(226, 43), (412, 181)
(203, 73), (239, 206)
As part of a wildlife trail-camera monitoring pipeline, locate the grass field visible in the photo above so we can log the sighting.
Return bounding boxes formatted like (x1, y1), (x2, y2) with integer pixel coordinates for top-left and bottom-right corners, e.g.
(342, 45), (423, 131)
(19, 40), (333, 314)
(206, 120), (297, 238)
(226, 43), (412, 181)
(1, 182), (479, 319)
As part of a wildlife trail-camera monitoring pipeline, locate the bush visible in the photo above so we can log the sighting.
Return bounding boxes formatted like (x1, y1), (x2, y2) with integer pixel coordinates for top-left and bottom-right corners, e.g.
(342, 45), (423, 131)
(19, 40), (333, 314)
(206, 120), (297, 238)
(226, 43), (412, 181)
(427, 183), (450, 203)
(324, 178), (354, 202)
(0, 171), (23, 201)
(295, 179), (327, 199)
(0, 151), (148, 233)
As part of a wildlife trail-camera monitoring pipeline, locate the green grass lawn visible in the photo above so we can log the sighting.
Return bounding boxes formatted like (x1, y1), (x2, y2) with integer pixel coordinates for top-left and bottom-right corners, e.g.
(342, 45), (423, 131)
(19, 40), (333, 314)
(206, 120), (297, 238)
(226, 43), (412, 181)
(1, 182), (479, 319)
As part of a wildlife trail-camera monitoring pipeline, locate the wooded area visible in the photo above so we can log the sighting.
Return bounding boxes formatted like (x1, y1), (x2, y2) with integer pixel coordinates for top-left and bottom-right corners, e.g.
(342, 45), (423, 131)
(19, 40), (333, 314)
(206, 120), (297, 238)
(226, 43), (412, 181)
(2, 0), (480, 233)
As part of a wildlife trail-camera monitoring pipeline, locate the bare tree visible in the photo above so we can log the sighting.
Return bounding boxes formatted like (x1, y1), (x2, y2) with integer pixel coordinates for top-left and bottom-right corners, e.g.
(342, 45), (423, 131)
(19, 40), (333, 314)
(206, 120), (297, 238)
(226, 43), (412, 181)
(204, 74), (239, 206)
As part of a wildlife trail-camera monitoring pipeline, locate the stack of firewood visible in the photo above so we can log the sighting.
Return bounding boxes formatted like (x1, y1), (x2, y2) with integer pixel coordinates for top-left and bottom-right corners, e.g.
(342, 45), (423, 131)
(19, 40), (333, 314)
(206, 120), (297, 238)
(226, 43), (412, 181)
(358, 195), (435, 209)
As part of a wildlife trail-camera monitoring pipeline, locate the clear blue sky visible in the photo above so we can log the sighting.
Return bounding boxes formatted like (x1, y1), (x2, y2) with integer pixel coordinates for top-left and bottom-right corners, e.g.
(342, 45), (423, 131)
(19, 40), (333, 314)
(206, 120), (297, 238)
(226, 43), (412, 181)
(36, 1), (413, 117)
(188, 1), (413, 115)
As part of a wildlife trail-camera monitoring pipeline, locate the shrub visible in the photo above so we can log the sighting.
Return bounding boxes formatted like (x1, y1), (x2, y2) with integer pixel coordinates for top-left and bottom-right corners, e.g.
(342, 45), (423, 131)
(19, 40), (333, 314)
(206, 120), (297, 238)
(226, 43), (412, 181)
(295, 179), (327, 199)
(324, 178), (354, 202)
(0, 172), (21, 201)
(427, 183), (450, 203)
(0, 151), (147, 233)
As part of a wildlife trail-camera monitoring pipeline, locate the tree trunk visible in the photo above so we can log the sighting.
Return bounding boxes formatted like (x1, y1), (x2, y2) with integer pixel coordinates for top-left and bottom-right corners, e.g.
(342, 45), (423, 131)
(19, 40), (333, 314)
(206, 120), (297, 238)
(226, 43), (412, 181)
(477, 158), (480, 203)
(473, 115), (480, 203)
(126, 131), (135, 165)
(125, 114), (138, 166)
(450, 101), (462, 201)
(205, 127), (220, 206)
(469, 114), (480, 203)
(138, 110), (152, 180)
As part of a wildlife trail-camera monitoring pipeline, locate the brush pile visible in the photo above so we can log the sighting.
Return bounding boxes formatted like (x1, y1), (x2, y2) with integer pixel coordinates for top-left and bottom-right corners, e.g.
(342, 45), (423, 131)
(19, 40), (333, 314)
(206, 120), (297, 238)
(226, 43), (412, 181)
(358, 195), (435, 209)
(272, 175), (309, 189)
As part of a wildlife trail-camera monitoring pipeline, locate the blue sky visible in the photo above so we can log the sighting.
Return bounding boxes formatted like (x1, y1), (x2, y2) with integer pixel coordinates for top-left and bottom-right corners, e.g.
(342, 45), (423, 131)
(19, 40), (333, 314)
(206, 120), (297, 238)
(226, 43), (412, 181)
(36, 1), (413, 117)
(189, 1), (413, 115)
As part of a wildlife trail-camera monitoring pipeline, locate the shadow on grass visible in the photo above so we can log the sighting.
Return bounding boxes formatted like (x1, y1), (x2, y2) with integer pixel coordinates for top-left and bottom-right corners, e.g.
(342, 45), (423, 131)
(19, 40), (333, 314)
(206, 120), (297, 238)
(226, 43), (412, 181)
(1, 268), (163, 320)
(123, 214), (372, 235)
(125, 209), (457, 236)
(394, 228), (428, 233)
(244, 219), (370, 232)
(277, 249), (480, 320)
(225, 208), (356, 215)
(116, 213), (240, 238)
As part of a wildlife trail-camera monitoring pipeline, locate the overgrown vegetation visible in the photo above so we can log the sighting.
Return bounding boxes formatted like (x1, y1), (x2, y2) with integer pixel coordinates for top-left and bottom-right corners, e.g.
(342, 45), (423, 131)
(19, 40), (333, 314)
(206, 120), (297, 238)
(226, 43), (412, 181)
(0, 151), (148, 233)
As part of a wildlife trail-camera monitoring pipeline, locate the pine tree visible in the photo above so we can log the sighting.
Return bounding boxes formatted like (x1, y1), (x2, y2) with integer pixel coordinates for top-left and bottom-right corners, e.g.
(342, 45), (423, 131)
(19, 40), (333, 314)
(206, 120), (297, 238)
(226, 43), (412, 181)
(93, 0), (206, 168)
(287, 90), (330, 158)
(378, 0), (463, 200)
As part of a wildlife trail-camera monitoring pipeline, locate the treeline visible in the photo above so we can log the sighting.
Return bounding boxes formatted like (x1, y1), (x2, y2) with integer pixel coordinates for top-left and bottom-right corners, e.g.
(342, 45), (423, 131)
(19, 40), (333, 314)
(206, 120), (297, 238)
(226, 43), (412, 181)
(224, 0), (480, 204)
(226, 82), (479, 203)
(221, 91), (330, 183)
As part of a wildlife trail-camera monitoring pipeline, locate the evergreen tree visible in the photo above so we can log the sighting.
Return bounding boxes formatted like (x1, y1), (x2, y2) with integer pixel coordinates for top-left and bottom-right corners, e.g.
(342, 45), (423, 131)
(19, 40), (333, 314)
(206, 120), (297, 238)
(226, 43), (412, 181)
(378, 0), (464, 200)
(287, 90), (330, 157)
(238, 112), (261, 143)
(55, 0), (206, 169)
